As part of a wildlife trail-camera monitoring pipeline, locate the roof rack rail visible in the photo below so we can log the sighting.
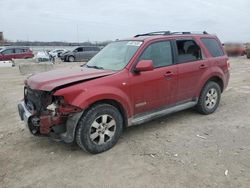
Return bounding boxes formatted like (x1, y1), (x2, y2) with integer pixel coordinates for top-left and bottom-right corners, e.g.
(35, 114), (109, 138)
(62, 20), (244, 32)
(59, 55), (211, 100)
(134, 31), (171, 37)
(134, 31), (208, 37)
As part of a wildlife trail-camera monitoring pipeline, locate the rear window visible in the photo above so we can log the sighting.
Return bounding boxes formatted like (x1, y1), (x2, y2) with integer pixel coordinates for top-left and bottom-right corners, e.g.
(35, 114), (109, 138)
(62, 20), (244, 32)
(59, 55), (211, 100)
(201, 38), (224, 57)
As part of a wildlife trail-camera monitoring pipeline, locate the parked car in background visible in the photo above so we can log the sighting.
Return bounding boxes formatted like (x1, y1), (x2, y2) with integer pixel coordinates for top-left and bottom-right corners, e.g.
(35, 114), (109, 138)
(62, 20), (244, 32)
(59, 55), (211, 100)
(0, 60), (14, 67)
(35, 51), (54, 63)
(61, 46), (100, 62)
(223, 43), (246, 56)
(18, 31), (230, 154)
(0, 47), (34, 61)
(49, 49), (67, 58)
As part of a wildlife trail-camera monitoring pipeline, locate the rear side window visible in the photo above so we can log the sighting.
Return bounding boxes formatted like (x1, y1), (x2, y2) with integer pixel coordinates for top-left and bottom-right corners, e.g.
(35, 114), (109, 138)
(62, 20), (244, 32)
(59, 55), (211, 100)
(83, 47), (90, 51)
(176, 40), (202, 63)
(201, 38), (224, 57)
(92, 47), (100, 51)
(139, 41), (173, 68)
(15, 48), (24, 54)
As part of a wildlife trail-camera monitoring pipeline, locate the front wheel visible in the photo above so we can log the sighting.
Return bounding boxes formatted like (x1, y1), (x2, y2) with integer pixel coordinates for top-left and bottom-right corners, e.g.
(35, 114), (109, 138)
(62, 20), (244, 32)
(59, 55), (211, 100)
(68, 56), (75, 62)
(76, 104), (123, 154)
(196, 81), (221, 115)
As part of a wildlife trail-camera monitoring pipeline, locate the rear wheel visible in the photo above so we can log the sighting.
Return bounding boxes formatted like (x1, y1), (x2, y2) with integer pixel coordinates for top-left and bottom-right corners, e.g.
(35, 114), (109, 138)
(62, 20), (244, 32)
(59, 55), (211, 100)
(196, 81), (221, 115)
(76, 103), (123, 154)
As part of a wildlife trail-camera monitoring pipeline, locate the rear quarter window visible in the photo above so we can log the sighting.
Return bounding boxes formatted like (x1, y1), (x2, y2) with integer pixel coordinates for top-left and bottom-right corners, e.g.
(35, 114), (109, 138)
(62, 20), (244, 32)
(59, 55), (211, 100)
(201, 38), (224, 57)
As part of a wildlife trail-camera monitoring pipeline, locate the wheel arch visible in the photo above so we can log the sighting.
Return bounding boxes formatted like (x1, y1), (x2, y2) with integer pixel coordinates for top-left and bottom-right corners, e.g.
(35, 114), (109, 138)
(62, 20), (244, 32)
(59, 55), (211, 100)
(197, 74), (225, 98)
(82, 99), (128, 128)
(206, 76), (224, 92)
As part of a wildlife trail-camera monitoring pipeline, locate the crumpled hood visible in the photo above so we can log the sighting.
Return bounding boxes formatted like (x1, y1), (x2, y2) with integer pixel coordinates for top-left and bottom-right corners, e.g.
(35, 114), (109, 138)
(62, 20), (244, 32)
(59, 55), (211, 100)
(26, 67), (115, 91)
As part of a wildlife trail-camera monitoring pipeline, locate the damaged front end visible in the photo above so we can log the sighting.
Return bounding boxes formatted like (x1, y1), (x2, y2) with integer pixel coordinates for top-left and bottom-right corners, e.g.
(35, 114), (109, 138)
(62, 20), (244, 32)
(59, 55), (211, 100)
(18, 86), (83, 143)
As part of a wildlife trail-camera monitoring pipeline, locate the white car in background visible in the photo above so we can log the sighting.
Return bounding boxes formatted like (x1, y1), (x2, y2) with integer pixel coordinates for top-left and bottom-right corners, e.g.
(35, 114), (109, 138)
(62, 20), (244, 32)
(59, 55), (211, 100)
(0, 60), (13, 67)
(35, 51), (51, 62)
(49, 49), (67, 58)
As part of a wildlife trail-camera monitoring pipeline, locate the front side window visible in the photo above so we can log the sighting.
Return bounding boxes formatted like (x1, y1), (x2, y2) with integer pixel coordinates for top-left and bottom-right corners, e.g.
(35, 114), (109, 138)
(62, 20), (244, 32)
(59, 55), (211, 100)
(139, 41), (173, 68)
(201, 38), (224, 57)
(86, 41), (142, 71)
(74, 47), (83, 52)
(176, 40), (202, 63)
(2, 49), (14, 55)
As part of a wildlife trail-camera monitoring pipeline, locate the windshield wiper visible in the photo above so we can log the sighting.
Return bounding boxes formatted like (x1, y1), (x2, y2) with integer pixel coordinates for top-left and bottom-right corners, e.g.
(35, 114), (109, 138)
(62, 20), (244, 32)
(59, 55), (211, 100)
(86, 65), (104, 70)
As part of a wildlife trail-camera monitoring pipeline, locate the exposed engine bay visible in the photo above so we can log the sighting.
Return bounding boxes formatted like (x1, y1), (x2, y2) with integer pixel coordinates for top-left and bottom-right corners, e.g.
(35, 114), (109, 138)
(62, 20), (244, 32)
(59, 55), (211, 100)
(22, 86), (82, 139)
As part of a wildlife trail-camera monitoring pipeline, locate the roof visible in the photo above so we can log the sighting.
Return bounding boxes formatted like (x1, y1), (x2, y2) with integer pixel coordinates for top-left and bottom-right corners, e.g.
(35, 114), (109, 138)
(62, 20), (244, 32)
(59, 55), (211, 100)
(122, 31), (216, 42)
(0, 46), (30, 49)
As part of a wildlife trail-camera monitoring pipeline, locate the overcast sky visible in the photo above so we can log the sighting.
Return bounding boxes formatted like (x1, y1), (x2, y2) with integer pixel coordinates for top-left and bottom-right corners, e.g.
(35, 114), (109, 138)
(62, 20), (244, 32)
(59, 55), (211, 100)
(0, 0), (249, 42)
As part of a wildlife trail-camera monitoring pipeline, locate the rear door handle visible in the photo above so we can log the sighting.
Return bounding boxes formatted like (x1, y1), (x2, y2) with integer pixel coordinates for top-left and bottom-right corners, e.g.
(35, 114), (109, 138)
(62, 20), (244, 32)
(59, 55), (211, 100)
(199, 64), (208, 69)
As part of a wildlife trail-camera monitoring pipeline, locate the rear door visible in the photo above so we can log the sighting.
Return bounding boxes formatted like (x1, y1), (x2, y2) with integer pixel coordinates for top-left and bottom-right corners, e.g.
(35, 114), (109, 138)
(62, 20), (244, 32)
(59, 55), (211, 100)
(75, 47), (84, 61)
(89, 47), (100, 59)
(174, 38), (210, 102)
(14, 48), (25, 59)
(82, 47), (93, 60)
(129, 40), (178, 115)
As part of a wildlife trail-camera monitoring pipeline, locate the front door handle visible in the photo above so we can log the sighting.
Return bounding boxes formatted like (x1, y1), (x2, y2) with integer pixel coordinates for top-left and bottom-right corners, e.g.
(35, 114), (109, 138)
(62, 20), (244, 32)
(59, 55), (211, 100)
(199, 64), (208, 69)
(164, 71), (174, 80)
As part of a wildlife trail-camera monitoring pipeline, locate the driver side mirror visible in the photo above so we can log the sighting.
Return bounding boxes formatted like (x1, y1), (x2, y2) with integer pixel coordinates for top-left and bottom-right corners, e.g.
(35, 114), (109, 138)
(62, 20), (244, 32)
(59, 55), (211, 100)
(135, 60), (154, 72)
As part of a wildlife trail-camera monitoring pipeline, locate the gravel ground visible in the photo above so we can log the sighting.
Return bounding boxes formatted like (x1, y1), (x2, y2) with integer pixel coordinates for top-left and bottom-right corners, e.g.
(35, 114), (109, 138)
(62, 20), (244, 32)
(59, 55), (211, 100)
(0, 57), (250, 188)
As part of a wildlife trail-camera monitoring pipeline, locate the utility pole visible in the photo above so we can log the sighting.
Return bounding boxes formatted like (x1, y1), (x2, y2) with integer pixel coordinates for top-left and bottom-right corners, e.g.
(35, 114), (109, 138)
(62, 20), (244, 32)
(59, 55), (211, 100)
(76, 24), (79, 45)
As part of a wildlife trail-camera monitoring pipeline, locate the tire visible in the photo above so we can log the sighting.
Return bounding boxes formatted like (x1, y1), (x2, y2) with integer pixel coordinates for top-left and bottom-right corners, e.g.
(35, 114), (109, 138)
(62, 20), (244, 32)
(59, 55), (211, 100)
(68, 56), (75, 62)
(76, 103), (123, 154)
(196, 81), (221, 115)
(247, 53), (250, 59)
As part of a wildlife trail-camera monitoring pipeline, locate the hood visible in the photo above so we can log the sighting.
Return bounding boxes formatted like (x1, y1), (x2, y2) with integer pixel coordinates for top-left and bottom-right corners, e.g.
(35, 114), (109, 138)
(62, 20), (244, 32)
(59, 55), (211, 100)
(26, 67), (115, 91)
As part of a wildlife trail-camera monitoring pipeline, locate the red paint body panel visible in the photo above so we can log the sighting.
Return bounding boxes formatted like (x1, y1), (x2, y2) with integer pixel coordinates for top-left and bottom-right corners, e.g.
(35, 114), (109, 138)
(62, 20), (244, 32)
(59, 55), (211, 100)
(26, 67), (115, 91)
(23, 33), (230, 133)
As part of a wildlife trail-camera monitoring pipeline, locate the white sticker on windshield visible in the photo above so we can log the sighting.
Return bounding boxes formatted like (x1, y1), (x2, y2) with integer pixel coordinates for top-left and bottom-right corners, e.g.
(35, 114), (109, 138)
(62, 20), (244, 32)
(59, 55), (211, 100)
(127, 41), (142, 46)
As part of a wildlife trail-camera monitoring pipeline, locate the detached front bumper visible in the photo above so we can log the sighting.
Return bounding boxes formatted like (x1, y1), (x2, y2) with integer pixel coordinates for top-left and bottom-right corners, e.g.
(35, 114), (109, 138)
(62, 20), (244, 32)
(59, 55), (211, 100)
(17, 101), (34, 133)
(17, 100), (83, 143)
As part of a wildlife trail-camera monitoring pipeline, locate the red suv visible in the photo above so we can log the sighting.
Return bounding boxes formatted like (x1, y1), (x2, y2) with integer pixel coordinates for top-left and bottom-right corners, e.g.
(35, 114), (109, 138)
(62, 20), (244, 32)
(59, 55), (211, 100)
(0, 47), (34, 61)
(18, 31), (230, 153)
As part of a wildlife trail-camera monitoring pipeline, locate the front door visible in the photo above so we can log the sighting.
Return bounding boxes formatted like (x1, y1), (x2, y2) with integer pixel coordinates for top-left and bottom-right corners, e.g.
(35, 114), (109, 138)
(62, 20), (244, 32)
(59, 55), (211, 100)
(1, 49), (15, 61)
(129, 40), (178, 115)
(14, 48), (24, 59)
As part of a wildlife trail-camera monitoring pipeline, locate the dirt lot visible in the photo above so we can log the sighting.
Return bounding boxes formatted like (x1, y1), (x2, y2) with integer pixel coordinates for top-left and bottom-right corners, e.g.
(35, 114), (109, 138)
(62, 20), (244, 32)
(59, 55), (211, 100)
(0, 57), (250, 188)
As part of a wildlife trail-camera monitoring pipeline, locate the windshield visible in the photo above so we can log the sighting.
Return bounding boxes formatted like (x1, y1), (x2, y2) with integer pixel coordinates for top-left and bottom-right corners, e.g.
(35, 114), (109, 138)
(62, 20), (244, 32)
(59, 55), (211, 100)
(86, 41), (142, 71)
